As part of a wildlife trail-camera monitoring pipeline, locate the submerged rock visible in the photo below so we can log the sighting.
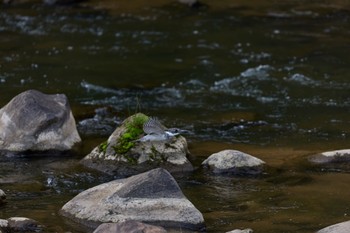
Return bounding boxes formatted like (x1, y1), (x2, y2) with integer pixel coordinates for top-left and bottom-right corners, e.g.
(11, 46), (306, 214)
(60, 168), (205, 231)
(93, 221), (167, 233)
(202, 150), (265, 175)
(0, 90), (81, 152)
(80, 113), (193, 176)
(0, 217), (42, 232)
(317, 220), (350, 233)
(309, 149), (350, 164)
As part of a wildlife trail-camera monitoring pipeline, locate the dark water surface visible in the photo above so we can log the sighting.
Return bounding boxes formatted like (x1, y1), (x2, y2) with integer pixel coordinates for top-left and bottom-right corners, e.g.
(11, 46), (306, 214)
(1, 1), (350, 232)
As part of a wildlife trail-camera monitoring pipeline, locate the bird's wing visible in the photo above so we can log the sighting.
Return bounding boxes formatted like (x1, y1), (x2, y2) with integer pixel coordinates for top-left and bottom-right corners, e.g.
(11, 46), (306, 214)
(143, 117), (166, 135)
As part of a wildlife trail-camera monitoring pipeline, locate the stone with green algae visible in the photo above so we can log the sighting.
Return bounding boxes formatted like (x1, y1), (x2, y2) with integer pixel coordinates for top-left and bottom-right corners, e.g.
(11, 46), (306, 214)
(80, 113), (193, 176)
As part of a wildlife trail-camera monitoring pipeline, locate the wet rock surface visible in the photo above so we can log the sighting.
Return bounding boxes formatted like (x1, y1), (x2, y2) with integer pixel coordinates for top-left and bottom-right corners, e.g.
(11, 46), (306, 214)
(0, 90), (81, 152)
(60, 168), (205, 231)
(81, 113), (193, 176)
(202, 149), (265, 175)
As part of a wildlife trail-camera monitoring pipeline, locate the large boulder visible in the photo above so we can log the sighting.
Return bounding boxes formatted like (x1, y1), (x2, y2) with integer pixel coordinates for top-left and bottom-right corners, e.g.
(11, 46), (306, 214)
(0, 90), (81, 152)
(60, 168), (205, 231)
(80, 113), (193, 176)
(317, 220), (350, 233)
(202, 150), (265, 175)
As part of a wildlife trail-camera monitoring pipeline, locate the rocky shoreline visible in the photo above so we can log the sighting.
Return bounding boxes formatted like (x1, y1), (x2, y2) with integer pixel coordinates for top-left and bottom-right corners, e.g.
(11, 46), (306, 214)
(0, 90), (350, 232)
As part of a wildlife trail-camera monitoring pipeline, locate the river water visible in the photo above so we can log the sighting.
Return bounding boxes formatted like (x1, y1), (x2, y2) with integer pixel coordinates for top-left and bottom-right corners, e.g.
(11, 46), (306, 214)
(1, 0), (350, 232)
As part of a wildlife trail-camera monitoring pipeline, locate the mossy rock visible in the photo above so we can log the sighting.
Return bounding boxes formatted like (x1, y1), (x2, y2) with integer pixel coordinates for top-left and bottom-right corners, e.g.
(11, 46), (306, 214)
(101, 113), (148, 156)
(81, 113), (193, 176)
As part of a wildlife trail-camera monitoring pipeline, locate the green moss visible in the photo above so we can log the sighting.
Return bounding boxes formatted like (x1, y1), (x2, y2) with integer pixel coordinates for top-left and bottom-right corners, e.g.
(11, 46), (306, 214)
(98, 140), (109, 154)
(123, 154), (138, 165)
(112, 113), (149, 155)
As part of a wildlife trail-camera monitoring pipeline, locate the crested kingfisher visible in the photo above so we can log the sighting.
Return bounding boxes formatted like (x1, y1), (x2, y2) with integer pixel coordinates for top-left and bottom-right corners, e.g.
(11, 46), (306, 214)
(137, 117), (186, 142)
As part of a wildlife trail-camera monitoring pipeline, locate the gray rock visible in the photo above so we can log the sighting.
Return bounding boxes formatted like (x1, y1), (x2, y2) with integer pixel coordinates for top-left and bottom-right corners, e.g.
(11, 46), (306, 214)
(0, 189), (5, 204)
(202, 150), (265, 175)
(309, 149), (350, 164)
(7, 217), (41, 232)
(0, 219), (8, 229)
(226, 228), (253, 233)
(317, 220), (350, 233)
(0, 90), (81, 152)
(60, 168), (205, 231)
(93, 221), (167, 233)
(80, 113), (193, 176)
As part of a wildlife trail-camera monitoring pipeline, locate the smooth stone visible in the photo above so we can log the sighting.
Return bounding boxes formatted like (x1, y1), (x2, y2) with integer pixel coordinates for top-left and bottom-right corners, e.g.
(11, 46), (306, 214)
(309, 149), (350, 164)
(317, 220), (350, 233)
(93, 221), (167, 233)
(60, 168), (205, 231)
(202, 149), (265, 175)
(0, 90), (81, 152)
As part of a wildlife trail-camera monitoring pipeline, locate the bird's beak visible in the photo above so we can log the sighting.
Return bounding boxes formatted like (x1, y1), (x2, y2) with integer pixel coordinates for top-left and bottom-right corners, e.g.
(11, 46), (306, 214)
(178, 129), (192, 135)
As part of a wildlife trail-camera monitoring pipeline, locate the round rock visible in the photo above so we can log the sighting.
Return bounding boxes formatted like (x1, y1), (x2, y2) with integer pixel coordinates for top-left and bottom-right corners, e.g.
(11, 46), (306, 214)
(202, 150), (265, 175)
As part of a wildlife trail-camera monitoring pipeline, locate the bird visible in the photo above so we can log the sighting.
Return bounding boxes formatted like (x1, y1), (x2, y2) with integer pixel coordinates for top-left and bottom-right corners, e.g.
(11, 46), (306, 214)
(137, 117), (186, 142)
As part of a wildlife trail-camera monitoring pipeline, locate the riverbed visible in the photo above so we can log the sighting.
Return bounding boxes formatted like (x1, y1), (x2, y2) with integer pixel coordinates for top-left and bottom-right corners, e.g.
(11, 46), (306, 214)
(1, 1), (350, 232)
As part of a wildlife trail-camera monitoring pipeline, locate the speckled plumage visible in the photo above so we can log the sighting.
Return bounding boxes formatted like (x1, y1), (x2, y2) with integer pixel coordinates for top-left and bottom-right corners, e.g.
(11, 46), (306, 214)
(137, 117), (181, 142)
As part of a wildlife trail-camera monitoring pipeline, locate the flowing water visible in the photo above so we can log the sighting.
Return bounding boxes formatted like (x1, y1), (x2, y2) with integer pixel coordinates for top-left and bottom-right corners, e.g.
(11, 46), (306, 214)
(1, 0), (350, 232)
